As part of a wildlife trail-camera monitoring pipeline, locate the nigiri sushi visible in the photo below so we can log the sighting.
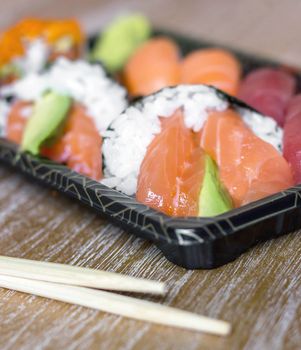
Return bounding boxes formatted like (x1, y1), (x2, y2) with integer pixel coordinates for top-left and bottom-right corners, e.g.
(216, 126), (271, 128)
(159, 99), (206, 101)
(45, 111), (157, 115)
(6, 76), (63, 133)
(123, 37), (181, 96)
(0, 58), (128, 180)
(0, 18), (84, 85)
(238, 68), (296, 126)
(283, 94), (301, 184)
(103, 85), (292, 216)
(122, 39), (242, 98)
(181, 48), (241, 96)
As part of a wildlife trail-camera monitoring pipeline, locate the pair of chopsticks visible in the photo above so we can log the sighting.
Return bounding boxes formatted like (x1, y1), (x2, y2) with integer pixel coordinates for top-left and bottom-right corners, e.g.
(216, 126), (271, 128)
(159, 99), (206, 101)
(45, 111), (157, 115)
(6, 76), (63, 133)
(0, 255), (231, 335)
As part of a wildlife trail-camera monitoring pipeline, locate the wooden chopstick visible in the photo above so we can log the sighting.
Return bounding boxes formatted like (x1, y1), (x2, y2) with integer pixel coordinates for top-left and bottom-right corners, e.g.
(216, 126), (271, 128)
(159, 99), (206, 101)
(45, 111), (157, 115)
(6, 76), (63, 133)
(0, 256), (165, 295)
(0, 275), (231, 335)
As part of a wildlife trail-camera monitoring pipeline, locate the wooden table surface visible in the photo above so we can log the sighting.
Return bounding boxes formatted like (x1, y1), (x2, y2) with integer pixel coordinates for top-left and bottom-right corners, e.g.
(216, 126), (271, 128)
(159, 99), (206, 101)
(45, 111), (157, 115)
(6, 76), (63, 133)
(0, 1), (301, 349)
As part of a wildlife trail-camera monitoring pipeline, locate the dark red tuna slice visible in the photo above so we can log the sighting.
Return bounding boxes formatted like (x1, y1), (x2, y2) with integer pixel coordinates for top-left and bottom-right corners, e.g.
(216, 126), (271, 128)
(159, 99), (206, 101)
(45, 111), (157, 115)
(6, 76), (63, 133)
(238, 68), (296, 126)
(283, 94), (301, 184)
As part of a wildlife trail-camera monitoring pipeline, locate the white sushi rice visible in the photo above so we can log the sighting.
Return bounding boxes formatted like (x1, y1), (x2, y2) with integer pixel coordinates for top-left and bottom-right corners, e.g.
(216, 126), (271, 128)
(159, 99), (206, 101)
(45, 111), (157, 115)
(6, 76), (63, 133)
(239, 108), (283, 152)
(102, 85), (283, 195)
(13, 39), (50, 75)
(1, 58), (128, 134)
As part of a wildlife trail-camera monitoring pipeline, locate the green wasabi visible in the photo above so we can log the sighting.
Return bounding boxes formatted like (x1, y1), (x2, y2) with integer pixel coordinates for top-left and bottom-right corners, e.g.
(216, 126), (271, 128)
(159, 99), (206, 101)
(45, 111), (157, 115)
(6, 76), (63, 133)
(198, 155), (233, 217)
(21, 91), (71, 155)
(91, 13), (151, 73)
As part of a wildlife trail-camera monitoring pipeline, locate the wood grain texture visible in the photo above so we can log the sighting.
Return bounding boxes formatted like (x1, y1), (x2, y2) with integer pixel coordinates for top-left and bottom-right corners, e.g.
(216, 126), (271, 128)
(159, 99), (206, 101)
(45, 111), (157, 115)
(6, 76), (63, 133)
(0, 1), (301, 349)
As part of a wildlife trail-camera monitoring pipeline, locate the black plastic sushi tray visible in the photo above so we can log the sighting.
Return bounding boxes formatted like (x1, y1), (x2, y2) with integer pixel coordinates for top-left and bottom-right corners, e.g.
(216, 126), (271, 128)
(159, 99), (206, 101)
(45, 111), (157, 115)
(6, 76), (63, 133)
(0, 31), (301, 269)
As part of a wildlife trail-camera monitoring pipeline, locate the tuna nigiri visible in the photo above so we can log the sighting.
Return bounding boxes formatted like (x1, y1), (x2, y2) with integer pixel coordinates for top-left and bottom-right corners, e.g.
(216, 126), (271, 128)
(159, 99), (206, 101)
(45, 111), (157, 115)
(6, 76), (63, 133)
(181, 48), (241, 96)
(283, 95), (301, 184)
(238, 68), (296, 126)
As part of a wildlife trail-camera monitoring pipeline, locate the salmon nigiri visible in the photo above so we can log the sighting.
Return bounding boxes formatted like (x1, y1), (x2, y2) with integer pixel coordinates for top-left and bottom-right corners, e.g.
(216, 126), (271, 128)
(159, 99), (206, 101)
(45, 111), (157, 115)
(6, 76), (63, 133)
(123, 37), (181, 96)
(201, 109), (294, 207)
(181, 48), (241, 96)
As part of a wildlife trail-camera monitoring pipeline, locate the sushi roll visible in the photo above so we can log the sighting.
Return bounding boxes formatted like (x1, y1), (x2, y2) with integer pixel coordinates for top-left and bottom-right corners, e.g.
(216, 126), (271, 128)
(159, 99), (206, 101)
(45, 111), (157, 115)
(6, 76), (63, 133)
(102, 85), (293, 216)
(0, 18), (84, 85)
(0, 58), (128, 180)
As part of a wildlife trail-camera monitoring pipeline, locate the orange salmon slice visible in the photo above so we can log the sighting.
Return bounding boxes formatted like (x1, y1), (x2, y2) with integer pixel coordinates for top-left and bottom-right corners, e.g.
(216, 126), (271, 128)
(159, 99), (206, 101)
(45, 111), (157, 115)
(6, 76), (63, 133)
(6, 100), (32, 144)
(42, 103), (103, 181)
(181, 49), (241, 96)
(200, 109), (293, 207)
(123, 37), (181, 96)
(136, 109), (204, 216)
(6, 100), (102, 181)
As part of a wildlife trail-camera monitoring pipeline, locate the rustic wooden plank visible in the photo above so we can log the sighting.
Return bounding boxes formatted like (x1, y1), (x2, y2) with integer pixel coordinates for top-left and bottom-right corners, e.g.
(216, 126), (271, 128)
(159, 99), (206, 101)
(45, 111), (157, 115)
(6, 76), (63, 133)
(0, 1), (301, 349)
(0, 168), (300, 349)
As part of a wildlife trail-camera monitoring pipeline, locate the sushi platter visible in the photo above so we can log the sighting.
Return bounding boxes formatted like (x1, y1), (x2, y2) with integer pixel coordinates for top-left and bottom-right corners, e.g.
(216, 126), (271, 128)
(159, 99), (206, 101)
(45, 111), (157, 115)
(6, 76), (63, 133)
(0, 15), (301, 269)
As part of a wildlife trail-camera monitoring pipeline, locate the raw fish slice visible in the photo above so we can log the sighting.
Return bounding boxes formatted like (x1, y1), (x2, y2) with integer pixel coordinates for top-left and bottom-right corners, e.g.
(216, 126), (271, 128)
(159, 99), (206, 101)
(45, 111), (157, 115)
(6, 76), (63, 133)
(238, 68), (296, 126)
(284, 94), (301, 121)
(172, 147), (205, 217)
(180, 49), (241, 95)
(6, 100), (102, 180)
(283, 95), (301, 184)
(200, 109), (293, 207)
(6, 100), (32, 144)
(136, 109), (203, 216)
(123, 37), (181, 96)
(43, 104), (103, 180)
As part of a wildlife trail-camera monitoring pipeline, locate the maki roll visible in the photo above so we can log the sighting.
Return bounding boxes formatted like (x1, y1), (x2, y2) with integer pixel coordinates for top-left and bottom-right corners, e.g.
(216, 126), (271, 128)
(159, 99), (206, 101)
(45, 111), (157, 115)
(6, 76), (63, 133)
(0, 58), (128, 180)
(103, 85), (293, 216)
(0, 18), (84, 85)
